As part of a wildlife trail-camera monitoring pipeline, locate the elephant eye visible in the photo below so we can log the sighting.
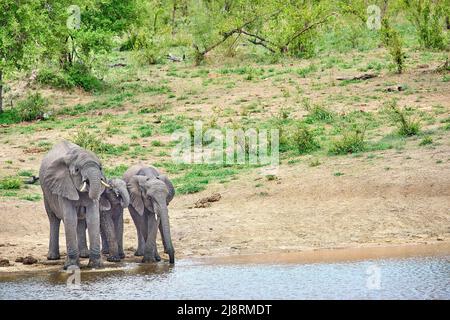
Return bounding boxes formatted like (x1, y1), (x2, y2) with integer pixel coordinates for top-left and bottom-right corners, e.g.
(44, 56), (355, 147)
(75, 167), (79, 173)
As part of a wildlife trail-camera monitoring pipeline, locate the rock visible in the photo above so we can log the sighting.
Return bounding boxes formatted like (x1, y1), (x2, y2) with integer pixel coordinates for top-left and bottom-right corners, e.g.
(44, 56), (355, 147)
(0, 259), (11, 267)
(22, 256), (38, 265)
(194, 193), (222, 208)
(437, 237), (444, 241)
(15, 257), (24, 263)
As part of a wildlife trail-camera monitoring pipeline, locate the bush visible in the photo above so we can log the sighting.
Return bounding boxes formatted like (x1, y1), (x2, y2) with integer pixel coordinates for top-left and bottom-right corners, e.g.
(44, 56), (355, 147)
(289, 124), (320, 154)
(36, 68), (75, 89)
(37, 64), (103, 92)
(0, 177), (22, 190)
(303, 99), (335, 123)
(66, 63), (103, 92)
(15, 93), (49, 122)
(72, 128), (110, 153)
(329, 129), (366, 155)
(381, 19), (405, 74)
(385, 100), (421, 136)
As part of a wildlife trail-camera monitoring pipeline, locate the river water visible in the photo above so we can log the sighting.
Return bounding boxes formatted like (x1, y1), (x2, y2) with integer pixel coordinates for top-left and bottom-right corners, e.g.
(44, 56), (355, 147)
(1, 255), (449, 299)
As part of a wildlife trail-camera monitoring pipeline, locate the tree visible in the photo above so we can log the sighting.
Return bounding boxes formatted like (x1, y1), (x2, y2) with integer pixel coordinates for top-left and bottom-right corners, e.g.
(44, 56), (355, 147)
(0, 0), (47, 113)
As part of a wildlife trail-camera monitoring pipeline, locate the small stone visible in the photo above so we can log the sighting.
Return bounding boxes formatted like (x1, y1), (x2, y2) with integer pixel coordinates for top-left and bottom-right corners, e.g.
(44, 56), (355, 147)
(0, 259), (11, 267)
(22, 256), (38, 265)
(15, 257), (24, 263)
(437, 237), (444, 241)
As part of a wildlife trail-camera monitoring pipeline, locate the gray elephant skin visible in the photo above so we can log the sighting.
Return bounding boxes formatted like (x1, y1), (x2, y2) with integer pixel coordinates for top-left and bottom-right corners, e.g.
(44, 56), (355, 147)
(77, 178), (130, 262)
(39, 140), (110, 269)
(123, 165), (175, 264)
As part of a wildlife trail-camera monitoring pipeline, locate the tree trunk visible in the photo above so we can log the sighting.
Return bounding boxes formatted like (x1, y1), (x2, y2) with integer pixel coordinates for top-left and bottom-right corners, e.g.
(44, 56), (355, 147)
(0, 70), (3, 114)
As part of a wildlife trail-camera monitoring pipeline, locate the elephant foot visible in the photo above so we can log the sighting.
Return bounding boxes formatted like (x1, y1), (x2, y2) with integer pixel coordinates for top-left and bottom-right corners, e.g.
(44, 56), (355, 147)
(154, 252), (161, 262)
(119, 252), (126, 259)
(87, 254), (103, 269)
(107, 255), (121, 263)
(47, 252), (60, 260)
(79, 249), (90, 258)
(63, 256), (80, 270)
(101, 248), (109, 255)
(134, 250), (144, 257)
(142, 255), (157, 263)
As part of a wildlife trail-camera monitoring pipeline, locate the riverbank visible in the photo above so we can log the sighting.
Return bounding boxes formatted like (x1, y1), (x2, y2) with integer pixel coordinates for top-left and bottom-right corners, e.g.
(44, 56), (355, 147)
(1, 142), (449, 273)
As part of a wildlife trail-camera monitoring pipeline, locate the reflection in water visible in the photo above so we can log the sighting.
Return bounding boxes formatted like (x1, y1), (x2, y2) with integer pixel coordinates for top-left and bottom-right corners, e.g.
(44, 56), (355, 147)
(0, 256), (449, 299)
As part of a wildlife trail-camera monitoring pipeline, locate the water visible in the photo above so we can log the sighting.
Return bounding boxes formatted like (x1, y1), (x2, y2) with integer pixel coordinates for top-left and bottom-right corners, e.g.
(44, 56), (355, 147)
(1, 255), (449, 299)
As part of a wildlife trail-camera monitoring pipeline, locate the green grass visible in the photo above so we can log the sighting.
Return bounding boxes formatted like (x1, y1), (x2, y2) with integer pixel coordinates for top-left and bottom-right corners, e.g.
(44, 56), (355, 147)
(0, 177), (22, 190)
(329, 129), (366, 155)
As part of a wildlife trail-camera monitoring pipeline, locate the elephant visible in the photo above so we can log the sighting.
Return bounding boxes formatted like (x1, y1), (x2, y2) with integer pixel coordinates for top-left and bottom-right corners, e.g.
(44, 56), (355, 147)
(77, 178), (130, 262)
(39, 140), (110, 269)
(123, 164), (175, 264)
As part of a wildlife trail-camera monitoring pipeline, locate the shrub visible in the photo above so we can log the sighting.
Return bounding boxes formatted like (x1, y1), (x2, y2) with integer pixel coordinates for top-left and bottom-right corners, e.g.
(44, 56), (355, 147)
(0, 177), (22, 190)
(381, 19), (405, 74)
(419, 136), (433, 146)
(289, 124), (320, 154)
(385, 100), (421, 136)
(329, 129), (366, 155)
(303, 100), (335, 123)
(15, 93), (49, 122)
(66, 63), (103, 92)
(36, 68), (75, 89)
(72, 128), (109, 153)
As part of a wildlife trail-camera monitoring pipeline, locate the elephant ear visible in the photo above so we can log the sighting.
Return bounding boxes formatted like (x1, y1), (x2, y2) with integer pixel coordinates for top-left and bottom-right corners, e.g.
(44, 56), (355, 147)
(43, 154), (79, 201)
(127, 176), (147, 215)
(157, 174), (175, 204)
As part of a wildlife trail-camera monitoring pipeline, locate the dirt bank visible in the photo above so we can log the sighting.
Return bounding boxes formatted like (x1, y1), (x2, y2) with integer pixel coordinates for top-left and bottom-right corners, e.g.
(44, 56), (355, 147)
(1, 143), (449, 273)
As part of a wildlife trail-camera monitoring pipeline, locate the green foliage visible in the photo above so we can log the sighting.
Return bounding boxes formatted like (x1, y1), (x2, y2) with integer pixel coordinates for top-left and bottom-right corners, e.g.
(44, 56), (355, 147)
(402, 0), (448, 49)
(64, 63), (103, 92)
(0, 177), (22, 190)
(15, 93), (49, 122)
(419, 136), (433, 146)
(303, 99), (335, 123)
(72, 127), (110, 153)
(385, 100), (421, 136)
(289, 124), (320, 154)
(381, 19), (406, 74)
(329, 128), (366, 155)
(36, 67), (75, 89)
(104, 164), (129, 178)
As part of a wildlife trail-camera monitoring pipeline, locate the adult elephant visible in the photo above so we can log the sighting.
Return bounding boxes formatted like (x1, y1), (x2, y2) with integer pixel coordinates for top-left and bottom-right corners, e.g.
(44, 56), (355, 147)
(39, 140), (110, 269)
(78, 178), (130, 262)
(123, 165), (175, 264)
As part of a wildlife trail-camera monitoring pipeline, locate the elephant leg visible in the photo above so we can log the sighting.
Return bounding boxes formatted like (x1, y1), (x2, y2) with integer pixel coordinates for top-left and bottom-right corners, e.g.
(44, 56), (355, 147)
(129, 207), (145, 256)
(60, 198), (80, 269)
(114, 211), (125, 259)
(45, 200), (61, 260)
(77, 219), (90, 258)
(85, 202), (102, 268)
(142, 213), (159, 263)
(101, 223), (109, 255)
(100, 213), (120, 262)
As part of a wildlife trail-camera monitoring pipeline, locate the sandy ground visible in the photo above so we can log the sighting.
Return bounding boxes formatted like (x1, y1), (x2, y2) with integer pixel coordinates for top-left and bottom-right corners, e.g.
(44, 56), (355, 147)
(1, 141), (449, 273)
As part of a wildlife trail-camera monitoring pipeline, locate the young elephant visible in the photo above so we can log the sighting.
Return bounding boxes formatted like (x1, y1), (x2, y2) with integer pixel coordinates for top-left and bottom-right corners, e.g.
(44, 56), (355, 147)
(123, 165), (175, 264)
(77, 179), (130, 262)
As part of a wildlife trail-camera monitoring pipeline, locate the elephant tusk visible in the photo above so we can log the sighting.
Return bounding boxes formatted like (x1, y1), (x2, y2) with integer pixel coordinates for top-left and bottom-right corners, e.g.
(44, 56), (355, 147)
(80, 181), (87, 192)
(101, 180), (111, 188)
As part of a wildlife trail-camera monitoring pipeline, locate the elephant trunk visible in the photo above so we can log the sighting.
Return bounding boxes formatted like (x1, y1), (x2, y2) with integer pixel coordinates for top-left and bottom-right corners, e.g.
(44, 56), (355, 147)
(157, 203), (175, 264)
(84, 166), (103, 201)
(117, 184), (130, 208)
